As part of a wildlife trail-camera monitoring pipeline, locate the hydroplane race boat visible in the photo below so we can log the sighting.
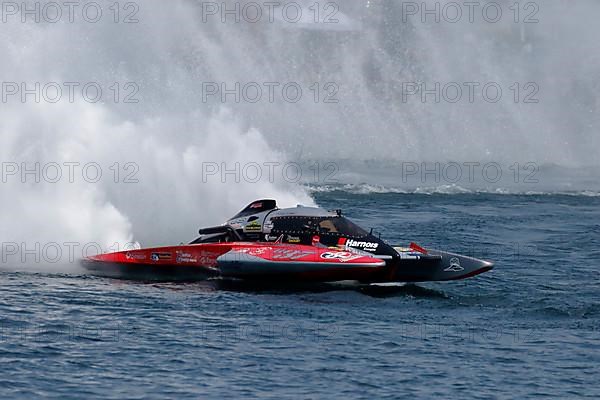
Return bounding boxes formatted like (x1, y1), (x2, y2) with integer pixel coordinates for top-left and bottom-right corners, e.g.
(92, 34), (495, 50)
(82, 200), (494, 283)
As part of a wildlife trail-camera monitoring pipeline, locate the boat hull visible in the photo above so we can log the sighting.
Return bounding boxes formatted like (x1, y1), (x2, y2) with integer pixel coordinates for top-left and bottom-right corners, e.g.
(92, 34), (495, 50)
(380, 248), (494, 283)
(81, 259), (217, 281)
(81, 242), (386, 283)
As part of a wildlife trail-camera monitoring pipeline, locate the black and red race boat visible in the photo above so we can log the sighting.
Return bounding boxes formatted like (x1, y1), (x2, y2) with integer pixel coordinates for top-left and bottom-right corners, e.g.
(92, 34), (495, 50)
(82, 200), (493, 283)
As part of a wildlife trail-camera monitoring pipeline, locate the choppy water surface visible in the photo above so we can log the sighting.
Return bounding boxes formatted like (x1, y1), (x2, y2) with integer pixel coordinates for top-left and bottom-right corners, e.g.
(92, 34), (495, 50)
(1, 192), (599, 399)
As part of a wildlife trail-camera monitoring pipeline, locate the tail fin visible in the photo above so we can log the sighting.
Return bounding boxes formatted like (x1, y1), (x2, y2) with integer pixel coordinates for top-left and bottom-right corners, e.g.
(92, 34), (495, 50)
(229, 199), (277, 220)
(409, 242), (428, 254)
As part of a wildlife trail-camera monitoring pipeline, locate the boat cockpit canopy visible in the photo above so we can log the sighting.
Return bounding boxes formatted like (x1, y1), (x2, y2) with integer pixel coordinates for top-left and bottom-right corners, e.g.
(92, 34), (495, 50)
(270, 216), (369, 237)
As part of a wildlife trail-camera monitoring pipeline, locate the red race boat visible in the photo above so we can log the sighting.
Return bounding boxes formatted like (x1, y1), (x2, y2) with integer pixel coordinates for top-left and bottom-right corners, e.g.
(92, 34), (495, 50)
(82, 200), (493, 283)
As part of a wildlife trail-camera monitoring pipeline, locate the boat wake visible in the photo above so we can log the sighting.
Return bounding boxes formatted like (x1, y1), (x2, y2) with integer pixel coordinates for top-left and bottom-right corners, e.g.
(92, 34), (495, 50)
(307, 183), (600, 197)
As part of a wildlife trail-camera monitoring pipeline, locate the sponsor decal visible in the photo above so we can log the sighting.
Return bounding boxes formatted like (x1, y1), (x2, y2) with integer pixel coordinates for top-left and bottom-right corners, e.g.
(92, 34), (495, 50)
(125, 252), (146, 260)
(444, 257), (464, 272)
(272, 249), (315, 260)
(244, 220), (262, 232)
(176, 251), (198, 263)
(248, 248), (268, 256)
(199, 251), (219, 267)
(343, 238), (379, 252)
(287, 235), (301, 244)
(151, 252), (172, 262)
(265, 234), (279, 241)
(236, 247), (270, 256)
(320, 251), (361, 262)
(263, 220), (274, 233)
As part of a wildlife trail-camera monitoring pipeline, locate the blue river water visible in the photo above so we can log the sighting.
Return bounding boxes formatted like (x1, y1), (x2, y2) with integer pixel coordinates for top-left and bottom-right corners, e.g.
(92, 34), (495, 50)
(1, 191), (599, 399)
